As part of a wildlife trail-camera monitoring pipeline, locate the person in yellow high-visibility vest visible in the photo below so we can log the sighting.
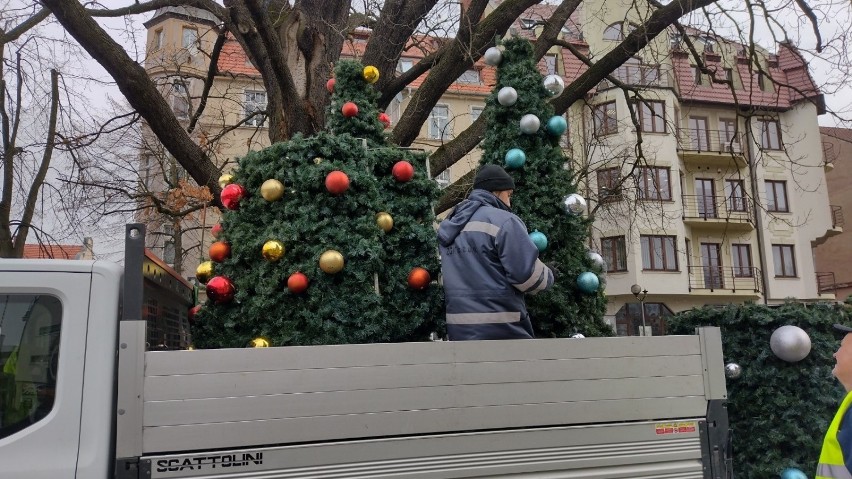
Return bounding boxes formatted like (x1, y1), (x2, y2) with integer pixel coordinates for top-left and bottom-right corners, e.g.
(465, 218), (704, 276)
(817, 324), (852, 479)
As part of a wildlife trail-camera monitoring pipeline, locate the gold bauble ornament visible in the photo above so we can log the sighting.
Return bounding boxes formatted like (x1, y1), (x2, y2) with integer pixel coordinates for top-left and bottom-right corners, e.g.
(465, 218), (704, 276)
(262, 240), (285, 262)
(249, 337), (270, 348)
(196, 261), (214, 284)
(362, 65), (380, 84)
(313, 156), (324, 165)
(319, 250), (345, 274)
(376, 212), (394, 232)
(260, 179), (285, 201)
(218, 174), (234, 188)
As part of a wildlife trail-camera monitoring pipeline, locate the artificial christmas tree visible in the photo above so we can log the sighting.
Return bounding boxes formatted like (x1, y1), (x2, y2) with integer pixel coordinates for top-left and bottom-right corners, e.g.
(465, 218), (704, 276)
(478, 38), (610, 337)
(192, 60), (443, 348)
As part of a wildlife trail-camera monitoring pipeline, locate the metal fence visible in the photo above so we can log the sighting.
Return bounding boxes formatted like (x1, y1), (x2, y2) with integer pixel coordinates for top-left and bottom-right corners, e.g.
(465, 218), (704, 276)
(681, 195), (753, 224)
(677, 128), (743, 154)
(687, 266), (762, 293)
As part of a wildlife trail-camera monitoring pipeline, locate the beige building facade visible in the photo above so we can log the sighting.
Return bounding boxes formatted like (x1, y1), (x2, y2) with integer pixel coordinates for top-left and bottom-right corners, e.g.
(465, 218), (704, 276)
(141, 3), (838, 334)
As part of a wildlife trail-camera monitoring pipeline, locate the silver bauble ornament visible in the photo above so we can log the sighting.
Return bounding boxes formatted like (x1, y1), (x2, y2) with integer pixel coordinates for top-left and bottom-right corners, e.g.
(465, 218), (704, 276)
(519, 114), (541, 135)
(483, 46), (503, 66)
(571, 333), (586, 339)
(543, 74), (565, 96)
(497, 87), (518, 106)
(562, 193), (587, 215)
(588, 251), (605, 270)
(724, 363), (742, 379)
(770, 325), (812, 362)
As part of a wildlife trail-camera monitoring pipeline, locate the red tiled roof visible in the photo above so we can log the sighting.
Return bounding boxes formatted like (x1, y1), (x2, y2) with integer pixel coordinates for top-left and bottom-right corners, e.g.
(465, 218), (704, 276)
(22, 244), (83, 259)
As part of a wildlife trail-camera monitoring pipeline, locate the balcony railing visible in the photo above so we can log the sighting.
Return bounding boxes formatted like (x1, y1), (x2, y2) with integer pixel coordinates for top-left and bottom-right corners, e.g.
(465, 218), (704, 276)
(677, 128), (744, 155)
(823, 141), (837, 166)
(832, 205), (845, 229)
(597, 64), (673, 90)
(682, 194), (753, 224)
(688, 266), (762, 293)
(817, 272), (837, 295)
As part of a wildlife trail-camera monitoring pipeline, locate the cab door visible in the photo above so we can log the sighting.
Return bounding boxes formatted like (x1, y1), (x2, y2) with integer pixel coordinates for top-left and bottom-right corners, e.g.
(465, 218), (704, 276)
(0, 267), (92, 479)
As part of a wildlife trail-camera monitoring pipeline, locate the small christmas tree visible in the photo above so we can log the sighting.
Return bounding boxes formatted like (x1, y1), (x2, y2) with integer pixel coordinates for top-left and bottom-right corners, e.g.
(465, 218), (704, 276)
(479, 38), (610, 337)
(192, 60), (443, 348)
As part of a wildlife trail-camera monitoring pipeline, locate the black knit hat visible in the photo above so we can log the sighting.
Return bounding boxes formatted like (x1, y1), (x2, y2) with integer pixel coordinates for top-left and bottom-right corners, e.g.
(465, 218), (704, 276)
(473, 164), (515, 192)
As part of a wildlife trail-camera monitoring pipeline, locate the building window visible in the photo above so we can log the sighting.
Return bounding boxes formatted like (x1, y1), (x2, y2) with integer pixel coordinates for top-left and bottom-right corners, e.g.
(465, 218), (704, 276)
(435, 169), (450, 189)
(429, 105), (450, 140)
(615, 302), (673, 336)
(154, 29), (164, 50)
(772, 244), (797, 277)
(181, 27), (198, 54)
(470, 106), (484, 123)
(597, 167), (622, 202)
(757, 72), (766, 91)
(603, 22), (623, 41)
(758, 119), (782, 150)
(731, 244), (753, 277)
(162, 225), (176, 265)
(765, 180), (789, 212)
(544, 54), (557, 75)
(172, 81), (189, 119)
(724, 68), (733, 83)
(593, 102), (617, 136)
(693, 66), (703, 85)
(397, 58), (413, 73)
(725, 179), (746, 212)
(637, 166), (672, 201)
(601, 236), (627, 272)
(457, 69), (480, 84)
(244, 90), (267, 127)
(637, 100), (665, 133)
(719, 118), (739, 152)
(640, 235), (678, 271)
(520, 18), (538, 29)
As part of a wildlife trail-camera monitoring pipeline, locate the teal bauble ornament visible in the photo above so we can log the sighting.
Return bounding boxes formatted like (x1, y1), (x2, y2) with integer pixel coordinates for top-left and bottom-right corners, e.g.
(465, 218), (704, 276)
(577, 272), (600, 294)
(505, 148), (526, 169)
(779, 468), (807, 479)
(546, 115), (568, 136)
(529, 230), (548, 252)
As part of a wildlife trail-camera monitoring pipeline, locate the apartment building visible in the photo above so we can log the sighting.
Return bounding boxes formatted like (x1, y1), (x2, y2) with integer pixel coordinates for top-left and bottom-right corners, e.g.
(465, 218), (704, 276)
(814, 126), (852, 302)
(141, 3), (837, 334)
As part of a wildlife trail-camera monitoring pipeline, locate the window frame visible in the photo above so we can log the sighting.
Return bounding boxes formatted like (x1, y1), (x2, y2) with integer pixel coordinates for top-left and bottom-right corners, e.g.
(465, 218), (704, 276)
(171, 81), (190, 119)
(758, 119), (782, 150)
(181, 26), (199, 54)
(772, 244), (797, 278)
(731, 243), (753, 277)
(470, 105), (484, 124)
(597, 167), (622, 202)
(637, 166), (672, 201)
(637, 100), (666, 133)
(428, 104), (450, 140)
(154, 29), (164, 50)
(765, 180), (789, 213)
(603, 22), (623, 41)
(593, 101), (618, 136)
(244, 89), (268, 127)
(544, 54), (558, 76)
(640, 235), (679, 271)
(725, 179), (747, 212)
(601, 236), (628, 273)
(457, 69), (481, 84)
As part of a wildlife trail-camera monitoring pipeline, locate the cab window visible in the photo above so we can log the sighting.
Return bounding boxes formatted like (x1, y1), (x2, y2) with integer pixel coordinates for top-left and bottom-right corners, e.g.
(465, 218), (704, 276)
(0, 295), (62, 438)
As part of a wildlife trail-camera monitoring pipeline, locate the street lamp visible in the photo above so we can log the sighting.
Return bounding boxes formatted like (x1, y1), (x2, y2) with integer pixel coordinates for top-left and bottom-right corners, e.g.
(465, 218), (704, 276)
(630, 284), (649, 336)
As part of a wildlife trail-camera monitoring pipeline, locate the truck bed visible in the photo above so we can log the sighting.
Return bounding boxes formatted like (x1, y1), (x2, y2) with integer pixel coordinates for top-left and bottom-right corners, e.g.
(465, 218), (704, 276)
(132, 329), (726, 478)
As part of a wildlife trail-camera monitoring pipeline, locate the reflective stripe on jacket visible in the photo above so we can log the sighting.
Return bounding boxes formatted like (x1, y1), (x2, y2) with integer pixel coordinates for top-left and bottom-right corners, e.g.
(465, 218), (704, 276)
(437, 189), (553, 341)
(817, 391), (852, 478)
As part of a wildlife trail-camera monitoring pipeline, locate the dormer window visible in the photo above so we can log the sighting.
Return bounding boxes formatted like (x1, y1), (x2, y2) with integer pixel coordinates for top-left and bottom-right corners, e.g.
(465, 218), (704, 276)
(603, 23), (623, 41)
(457, 69), (480, 84)
(520, 18), (537, 30)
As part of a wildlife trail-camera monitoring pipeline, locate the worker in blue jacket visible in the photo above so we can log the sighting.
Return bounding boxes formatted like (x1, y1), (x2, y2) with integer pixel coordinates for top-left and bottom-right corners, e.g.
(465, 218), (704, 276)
(438, 164), (554, 341)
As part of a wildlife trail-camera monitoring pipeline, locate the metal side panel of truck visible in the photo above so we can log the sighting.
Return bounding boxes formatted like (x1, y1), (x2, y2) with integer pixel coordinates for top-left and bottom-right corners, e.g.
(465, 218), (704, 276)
(0, 225), (731, 479)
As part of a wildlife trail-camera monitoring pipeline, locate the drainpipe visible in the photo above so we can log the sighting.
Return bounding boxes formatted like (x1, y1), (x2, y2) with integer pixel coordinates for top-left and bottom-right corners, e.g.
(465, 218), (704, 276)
(745, 118), (769, 303)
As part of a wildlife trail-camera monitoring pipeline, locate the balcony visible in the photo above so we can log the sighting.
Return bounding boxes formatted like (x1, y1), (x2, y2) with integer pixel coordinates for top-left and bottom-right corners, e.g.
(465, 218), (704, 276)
(677, 128), (747, 166)
(823, 141), (836, 171)
(688, 266), (762, 294)
(832, 205), (845, 229)
(682, 194), (754, 230)
(817, 272), (837, 295)
(597, 64), (674, 91)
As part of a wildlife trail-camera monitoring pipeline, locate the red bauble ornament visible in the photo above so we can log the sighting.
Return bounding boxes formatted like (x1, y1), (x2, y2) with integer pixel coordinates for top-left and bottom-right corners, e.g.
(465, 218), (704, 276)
(287, 272), (309, 294)
(221, 183), (246, 210)
(325, 170), (350, 195)
(408, 267), (431, 290)
(206, 276), (235, 304)
(378, 112), (391, 129)
(326, 78), (335, 93)
(211, 223), (223, 239)
(341, 101), (359, 118)
(188, 305), (202, 324)
(392, 161), (415, 182)
(209, 241), (231, 263)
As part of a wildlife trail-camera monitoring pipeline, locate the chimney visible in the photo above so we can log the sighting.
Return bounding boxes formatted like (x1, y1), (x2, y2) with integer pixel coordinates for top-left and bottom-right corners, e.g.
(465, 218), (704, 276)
(75, 237), (94, 260)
